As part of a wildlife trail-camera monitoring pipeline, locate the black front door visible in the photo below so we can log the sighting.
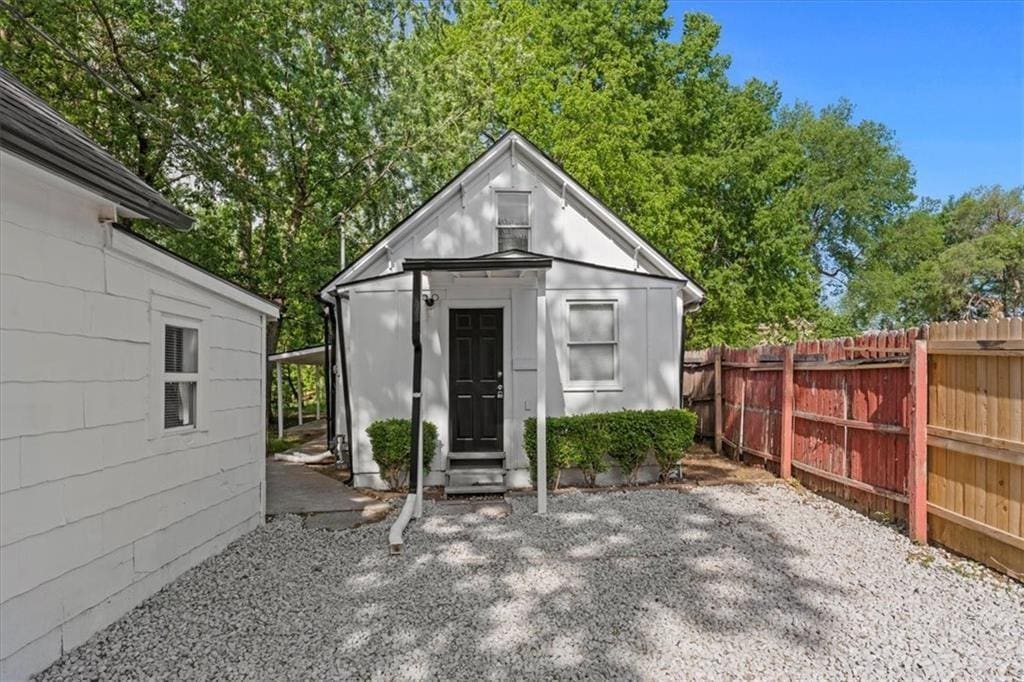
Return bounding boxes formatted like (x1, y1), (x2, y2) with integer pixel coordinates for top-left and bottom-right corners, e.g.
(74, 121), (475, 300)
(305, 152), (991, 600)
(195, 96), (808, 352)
(450, 308), (503, 452)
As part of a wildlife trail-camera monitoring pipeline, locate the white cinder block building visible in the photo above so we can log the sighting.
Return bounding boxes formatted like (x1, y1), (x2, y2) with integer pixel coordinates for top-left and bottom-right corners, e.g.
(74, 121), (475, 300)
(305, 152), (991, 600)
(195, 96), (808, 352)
(0, 69), (278, 678)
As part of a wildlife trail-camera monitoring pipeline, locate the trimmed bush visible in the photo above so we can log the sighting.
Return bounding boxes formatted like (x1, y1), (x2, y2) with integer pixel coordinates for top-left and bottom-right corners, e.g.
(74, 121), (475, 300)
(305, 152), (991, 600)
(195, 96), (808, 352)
(605, 410), (651, 485)
(647, 409), (698, 482)
(366, 418), (438, 491)
(524, 409), (697, 487)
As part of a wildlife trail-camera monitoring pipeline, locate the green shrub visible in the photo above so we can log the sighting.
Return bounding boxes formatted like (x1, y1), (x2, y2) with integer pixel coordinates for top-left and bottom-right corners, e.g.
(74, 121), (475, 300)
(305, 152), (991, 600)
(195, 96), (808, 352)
(647, 409), (698, 482)
(524, 409), (697, 487)
(524, 416), (571, 488)
(366, 418), (438, 491)
(605, 410), (651, 485)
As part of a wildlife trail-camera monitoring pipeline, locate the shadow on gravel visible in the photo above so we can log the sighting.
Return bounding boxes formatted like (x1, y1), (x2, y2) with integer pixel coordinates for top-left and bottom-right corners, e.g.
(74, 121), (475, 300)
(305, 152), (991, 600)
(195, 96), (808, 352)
(35, 489), (846, 680)
(351, 489), (844, 679)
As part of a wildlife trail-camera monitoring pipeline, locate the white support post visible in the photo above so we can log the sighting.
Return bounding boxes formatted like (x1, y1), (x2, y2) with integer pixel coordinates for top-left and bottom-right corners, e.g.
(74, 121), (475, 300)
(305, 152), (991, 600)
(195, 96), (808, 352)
(297, 366), (304, 426)
(315, 374), (321, 421)
(276, 362), (284, 439)
(536, 271), (548, 514)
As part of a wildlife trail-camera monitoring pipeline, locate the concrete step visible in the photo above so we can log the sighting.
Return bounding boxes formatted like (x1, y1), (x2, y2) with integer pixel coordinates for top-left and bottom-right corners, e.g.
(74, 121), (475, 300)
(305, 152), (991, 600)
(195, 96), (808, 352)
(445, 463), (507, 496)
(446, 470), (505, 486)
(446, 467), (505, 477)
(444, 484), (507, 496)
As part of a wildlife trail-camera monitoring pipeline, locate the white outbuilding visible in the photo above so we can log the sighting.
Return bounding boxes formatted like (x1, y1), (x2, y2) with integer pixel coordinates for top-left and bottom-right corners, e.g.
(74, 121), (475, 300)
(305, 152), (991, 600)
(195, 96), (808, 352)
(317, 131), (705, 513)
(0, 68), (278, 678)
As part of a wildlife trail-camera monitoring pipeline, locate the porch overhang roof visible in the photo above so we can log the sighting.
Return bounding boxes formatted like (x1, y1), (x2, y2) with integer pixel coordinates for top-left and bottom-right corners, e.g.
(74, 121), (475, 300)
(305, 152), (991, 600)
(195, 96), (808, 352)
(269, 345), (325, 366)
(402, 253), (552, 274)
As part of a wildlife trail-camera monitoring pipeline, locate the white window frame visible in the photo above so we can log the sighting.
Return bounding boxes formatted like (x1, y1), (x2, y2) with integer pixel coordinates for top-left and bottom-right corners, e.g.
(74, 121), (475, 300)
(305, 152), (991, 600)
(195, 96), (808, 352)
(162, 322), (201, 432)
(149, 293), (210, 440)
(494, 189), (532, 252)
(565, 299), (619, 389)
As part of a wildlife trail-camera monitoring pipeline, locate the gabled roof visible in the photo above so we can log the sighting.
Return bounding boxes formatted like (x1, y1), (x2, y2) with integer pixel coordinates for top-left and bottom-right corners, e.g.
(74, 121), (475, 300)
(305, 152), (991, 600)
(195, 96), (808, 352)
(0, 67), (193, 231)
(318, 130), (705, 302)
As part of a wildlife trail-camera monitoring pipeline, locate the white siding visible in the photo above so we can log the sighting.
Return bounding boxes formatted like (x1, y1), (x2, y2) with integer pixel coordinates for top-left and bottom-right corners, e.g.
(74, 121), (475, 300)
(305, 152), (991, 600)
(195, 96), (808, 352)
(351, 150), (664, 280)
(341, 260), (681, 489)
(0, 153), (270, 678)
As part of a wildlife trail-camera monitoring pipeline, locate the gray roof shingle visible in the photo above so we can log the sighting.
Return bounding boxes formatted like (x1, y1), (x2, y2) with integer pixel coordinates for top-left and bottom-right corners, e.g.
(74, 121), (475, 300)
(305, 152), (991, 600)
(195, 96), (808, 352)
(0, 67), (193, 230)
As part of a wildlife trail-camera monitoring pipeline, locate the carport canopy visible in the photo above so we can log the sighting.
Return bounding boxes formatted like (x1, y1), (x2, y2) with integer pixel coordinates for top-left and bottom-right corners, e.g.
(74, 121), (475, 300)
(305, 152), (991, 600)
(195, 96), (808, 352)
(269, 345), (326, 438)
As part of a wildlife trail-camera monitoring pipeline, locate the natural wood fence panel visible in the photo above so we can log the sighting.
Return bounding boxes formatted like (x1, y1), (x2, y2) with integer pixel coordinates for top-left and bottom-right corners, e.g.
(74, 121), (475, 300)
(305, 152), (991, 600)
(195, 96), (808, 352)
(927, 319), (1023, 578)
(682, 349), (715, 439)
(682, 317), (1022, 580)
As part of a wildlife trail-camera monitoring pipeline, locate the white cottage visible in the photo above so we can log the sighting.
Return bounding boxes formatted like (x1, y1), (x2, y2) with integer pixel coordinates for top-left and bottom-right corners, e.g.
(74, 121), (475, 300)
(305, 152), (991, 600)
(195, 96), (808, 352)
(0, 69), (278, 678)
(318, 131), (704, 501)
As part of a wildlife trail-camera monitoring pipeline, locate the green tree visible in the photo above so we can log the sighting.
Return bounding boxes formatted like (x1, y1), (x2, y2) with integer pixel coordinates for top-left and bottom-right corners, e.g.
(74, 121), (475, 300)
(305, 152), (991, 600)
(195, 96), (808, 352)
(1, 0), (468, 353)
(844, 187), (1024, 326)
(419, 3), (907, 345)
(2, 0), (919, 350)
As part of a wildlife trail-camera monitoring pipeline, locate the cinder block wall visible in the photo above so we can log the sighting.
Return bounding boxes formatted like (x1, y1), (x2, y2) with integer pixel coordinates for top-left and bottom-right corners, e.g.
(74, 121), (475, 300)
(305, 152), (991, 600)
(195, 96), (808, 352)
(0, 156), (267, 678)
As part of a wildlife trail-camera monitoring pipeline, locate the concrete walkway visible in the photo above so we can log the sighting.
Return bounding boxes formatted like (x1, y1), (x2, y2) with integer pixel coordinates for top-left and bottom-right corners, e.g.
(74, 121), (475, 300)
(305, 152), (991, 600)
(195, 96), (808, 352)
(265, 459), (390, 529)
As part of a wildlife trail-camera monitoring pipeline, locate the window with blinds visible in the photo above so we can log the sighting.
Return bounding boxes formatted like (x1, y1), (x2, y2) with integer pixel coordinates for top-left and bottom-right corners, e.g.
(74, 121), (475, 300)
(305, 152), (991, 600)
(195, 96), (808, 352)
(496, 191), (530, 251)
(164, 325), (199, 428)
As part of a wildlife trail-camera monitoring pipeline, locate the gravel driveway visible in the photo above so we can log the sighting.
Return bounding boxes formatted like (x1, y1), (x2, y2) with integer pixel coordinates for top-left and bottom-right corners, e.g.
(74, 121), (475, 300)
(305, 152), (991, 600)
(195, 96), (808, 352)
(38, 485), (1023, 680)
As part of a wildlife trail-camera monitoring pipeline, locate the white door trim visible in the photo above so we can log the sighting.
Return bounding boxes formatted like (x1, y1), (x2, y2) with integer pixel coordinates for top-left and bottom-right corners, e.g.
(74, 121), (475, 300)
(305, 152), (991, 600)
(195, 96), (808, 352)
(440, 296), (512, 468)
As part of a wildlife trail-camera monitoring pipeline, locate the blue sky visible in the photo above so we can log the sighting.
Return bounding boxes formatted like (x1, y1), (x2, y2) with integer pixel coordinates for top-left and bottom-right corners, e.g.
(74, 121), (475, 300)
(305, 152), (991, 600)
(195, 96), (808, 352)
(665, 1), (1024, 201)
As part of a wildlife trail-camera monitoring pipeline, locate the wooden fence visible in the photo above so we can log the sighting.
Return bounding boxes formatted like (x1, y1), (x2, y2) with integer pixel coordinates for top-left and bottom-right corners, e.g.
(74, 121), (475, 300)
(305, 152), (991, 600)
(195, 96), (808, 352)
(683, 319), (1023, 579)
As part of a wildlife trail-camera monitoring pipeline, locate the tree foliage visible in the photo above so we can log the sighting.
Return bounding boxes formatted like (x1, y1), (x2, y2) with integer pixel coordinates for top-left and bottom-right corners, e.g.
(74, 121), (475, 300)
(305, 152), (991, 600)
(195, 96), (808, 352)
(843, 187), (1024, 327)
(2, 0), (929, 350)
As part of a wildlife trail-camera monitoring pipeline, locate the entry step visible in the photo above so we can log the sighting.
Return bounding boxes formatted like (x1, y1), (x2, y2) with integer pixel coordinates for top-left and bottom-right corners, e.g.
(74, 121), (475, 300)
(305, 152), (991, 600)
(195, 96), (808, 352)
(444, 484), (507, 496)
(448, 451), (506, 461)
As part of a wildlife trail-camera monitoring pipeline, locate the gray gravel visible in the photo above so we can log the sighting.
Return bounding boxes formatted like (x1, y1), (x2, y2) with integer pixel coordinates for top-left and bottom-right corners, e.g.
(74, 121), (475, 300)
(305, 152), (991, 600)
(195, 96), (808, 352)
(37, 485), (1024, 680)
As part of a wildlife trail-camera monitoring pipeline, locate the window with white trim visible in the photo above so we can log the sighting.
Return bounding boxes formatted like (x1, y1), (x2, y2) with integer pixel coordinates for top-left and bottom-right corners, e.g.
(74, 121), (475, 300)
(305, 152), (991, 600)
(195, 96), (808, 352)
(567, 301), (617, 385)
(164, 324), (199, 429)
(496, 190), (530, 251)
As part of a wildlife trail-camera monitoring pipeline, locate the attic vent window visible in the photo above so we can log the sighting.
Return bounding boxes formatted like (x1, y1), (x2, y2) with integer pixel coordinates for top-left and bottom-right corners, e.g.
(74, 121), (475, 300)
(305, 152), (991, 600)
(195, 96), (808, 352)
(164, 325), (199, 429)
(496, 191), (530, 251)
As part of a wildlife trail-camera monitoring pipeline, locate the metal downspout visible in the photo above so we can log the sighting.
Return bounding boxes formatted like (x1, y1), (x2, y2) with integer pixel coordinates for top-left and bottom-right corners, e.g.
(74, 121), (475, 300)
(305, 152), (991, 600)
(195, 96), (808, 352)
(321, 302), (336, 455)
(408, 270), (423, 496)
(679, 304), (687, 408)
(390, 270), (423, 553)
(332, 290), (355, 484)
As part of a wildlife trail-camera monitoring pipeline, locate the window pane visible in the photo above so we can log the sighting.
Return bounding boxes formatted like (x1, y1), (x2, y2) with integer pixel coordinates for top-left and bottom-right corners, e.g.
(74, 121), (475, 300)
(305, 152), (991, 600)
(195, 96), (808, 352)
(569, 303), (614, 342)
(498, 227), (530, 252)
(165, 326), (198, 373)
(496, 192), (529, 226)
(569, 344), (615, 382)
(164, 381), (197, 428)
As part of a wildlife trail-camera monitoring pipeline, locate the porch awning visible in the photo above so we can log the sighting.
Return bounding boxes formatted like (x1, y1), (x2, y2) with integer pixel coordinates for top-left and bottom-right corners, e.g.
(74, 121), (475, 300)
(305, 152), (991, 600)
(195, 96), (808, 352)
(269, 345), (325, 366)
(402, 251), (552, 275)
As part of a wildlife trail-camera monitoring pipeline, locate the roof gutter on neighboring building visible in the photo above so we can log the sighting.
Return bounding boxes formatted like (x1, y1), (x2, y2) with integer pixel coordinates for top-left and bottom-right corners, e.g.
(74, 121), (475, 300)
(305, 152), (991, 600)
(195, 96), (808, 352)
(0, 67), (194, 231)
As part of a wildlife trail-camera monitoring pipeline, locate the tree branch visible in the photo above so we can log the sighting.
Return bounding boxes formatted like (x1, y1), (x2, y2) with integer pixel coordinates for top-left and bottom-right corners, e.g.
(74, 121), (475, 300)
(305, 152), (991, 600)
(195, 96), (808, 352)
(89, 0), (148, 97)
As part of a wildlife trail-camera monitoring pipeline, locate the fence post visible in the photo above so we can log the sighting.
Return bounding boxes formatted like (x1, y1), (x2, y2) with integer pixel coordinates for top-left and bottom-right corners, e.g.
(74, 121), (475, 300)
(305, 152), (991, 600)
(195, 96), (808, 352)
(713, 346), (723, 454)
(779, 345), (794, 479)
(908, 338), (928, 544)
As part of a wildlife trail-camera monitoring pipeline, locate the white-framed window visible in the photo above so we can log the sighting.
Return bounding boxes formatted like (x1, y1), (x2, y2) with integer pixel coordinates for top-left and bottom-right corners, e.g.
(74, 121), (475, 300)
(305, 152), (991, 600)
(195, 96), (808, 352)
(163, 324), (200, 429)
(149, 292), (209, 440)
(495, 190), (531, 251)
(567, 301), (618, 386)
